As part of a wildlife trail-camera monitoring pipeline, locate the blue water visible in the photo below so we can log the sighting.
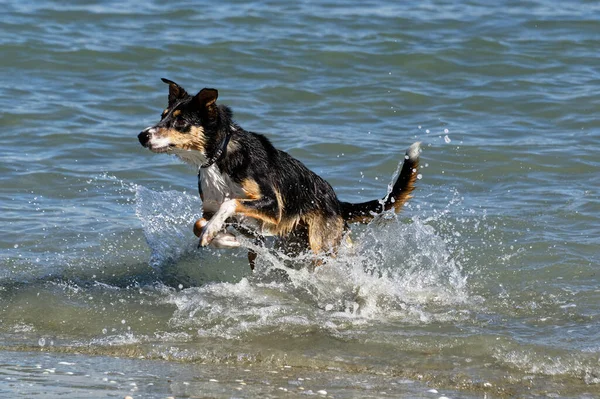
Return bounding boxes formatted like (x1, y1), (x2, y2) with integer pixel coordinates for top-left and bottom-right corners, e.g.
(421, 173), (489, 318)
(1, 1), (599, 397)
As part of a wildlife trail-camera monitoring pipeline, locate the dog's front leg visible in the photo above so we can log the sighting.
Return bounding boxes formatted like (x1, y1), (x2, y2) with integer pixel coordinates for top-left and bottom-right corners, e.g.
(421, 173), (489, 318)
(199, 192), (280, 247)
(194, 217), (240, 249)
(198, 199), (238, 247)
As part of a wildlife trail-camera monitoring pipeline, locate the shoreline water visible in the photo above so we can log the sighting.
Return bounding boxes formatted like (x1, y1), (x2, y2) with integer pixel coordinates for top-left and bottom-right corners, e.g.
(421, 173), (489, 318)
(1, 343), (597, 398)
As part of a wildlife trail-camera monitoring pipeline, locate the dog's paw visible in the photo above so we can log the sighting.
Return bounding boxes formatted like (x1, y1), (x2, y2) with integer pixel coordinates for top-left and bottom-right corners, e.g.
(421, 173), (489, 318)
(197, 199), (238, 247)
(199, 221), (219, 247)
(195, 217), (218, 246)
(210, 232), (240, 248)
(195, 217), (239, 248)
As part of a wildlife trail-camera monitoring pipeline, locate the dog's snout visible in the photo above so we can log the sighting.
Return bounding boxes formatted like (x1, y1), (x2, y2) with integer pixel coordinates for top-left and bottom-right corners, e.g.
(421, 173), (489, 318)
(138, 128), (151, 147)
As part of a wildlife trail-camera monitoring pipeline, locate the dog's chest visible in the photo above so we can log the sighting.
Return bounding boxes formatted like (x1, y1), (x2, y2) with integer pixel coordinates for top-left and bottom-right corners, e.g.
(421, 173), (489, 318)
(198, 165), (245, 213)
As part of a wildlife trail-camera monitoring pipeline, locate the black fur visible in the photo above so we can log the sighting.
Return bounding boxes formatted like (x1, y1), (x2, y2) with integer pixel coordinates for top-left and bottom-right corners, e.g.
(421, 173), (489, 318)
(138, 79), (420, 262)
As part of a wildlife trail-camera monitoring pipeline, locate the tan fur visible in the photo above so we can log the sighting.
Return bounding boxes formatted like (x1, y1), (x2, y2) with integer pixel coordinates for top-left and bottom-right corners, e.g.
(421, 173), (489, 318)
(193, 218), (208, 237)
(234, 199), (279, 226)
(205, 97), (217, 107)
(241, 179), (261, 200)
(387, 165), (418, 213)
(305, 213), (345, 255)
(274, 188), (284, 222)
(156, 126), (206, 151)
(237, 180), (297, 235)
(227, 180), (345, 255)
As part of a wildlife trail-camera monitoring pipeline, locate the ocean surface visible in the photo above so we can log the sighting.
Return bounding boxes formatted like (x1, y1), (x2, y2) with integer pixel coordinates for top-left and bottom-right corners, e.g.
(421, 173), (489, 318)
(1, 1), (599, 398)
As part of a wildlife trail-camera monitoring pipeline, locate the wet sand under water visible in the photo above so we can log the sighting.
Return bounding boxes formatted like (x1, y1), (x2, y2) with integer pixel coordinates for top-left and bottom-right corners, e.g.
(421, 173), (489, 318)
(1, 349), (477, 399)
(1, 337), (598, 399)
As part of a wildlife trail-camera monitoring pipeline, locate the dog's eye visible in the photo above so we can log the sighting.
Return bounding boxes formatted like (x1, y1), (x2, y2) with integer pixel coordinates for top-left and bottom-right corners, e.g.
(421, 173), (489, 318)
(173, 118), (187, 129)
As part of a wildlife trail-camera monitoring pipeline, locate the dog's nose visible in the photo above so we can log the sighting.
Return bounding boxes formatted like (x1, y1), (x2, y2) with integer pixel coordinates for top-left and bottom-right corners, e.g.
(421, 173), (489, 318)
(138, 128), (151, 147)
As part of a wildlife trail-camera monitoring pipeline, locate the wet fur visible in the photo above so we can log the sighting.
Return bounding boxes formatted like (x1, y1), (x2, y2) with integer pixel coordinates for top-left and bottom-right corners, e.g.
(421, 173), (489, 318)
(138, 79), (421, 265)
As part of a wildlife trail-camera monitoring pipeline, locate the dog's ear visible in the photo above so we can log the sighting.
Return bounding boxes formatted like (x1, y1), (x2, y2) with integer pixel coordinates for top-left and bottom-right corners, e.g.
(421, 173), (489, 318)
(193, 88), (218, 118)
(161, 78), (188, 107)
(194, 88), (218, 108)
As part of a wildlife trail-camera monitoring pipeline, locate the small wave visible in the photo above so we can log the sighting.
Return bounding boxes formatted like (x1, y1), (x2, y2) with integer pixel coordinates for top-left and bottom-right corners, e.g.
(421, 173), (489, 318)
(494, 346), (600, 385)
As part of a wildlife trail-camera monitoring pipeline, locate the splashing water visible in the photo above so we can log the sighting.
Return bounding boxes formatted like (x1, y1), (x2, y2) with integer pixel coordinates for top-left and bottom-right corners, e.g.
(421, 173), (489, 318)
(135, 186), (202, 270)
(134, 185), (471, 339)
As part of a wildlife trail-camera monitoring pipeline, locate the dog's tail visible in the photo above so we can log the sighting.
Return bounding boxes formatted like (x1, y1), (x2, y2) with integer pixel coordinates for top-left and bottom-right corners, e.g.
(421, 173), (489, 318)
(340, 142), (421, 224)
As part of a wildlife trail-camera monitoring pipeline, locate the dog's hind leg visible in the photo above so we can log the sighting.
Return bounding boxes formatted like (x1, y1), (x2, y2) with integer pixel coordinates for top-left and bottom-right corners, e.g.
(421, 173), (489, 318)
(306, 214), (345, 265)
(248, 249), (257, 270)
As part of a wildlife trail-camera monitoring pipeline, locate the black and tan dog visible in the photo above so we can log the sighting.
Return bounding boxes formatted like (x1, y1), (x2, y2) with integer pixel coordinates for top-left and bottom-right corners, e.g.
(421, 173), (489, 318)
(138, 79), (421, 267)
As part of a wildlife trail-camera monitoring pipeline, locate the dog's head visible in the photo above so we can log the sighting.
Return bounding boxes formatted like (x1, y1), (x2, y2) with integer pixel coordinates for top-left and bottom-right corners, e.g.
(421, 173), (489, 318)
(138, 78), (224, 165)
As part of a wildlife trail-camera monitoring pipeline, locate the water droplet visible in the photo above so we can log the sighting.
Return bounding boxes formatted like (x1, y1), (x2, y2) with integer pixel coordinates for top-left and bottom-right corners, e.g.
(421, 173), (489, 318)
(444, 135), (451, 143)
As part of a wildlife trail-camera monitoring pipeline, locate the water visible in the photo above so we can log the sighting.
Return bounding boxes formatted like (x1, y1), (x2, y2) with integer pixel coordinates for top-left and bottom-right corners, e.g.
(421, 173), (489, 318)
(1, 0), (599, 397)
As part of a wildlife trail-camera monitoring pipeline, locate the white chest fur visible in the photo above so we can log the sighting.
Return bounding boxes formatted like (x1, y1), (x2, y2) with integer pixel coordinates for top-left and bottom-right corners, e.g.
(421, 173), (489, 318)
(198, 165), (245, 213)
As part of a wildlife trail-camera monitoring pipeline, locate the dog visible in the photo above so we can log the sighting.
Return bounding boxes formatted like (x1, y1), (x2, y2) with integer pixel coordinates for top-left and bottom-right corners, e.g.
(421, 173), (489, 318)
(138, 78), (421, 268)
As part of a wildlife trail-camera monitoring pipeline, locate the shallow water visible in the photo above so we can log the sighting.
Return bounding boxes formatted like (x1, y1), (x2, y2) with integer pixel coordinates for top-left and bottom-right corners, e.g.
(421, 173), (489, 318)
(1, 0), (600, 398)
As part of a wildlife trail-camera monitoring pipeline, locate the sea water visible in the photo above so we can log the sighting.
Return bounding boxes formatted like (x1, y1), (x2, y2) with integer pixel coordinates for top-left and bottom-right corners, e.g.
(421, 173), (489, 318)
(1, 1), (599, 397)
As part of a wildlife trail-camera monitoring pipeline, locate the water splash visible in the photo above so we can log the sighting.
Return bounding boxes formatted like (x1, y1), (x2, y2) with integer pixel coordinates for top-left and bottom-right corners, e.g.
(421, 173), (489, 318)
(134, 185), (472, 337)
(134, 186), (202, 270)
